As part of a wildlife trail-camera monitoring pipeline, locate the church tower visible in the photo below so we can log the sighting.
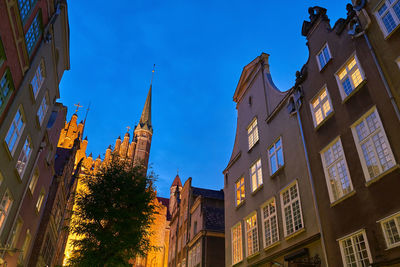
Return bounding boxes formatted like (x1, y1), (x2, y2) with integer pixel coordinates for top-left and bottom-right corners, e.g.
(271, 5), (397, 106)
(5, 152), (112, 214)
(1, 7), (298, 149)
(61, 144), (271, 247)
(169, 175), (182, 215)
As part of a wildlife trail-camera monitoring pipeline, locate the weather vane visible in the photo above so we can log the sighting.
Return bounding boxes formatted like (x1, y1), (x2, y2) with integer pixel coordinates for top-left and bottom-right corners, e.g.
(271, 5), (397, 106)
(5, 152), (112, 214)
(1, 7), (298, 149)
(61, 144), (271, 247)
(74, 102), (83, 113)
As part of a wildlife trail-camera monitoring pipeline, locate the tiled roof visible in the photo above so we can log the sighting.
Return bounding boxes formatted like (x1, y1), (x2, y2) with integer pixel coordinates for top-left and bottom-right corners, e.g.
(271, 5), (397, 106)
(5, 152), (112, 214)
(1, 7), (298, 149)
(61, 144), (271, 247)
(204, 206), (225, 232)
(192, 187), (224, 200)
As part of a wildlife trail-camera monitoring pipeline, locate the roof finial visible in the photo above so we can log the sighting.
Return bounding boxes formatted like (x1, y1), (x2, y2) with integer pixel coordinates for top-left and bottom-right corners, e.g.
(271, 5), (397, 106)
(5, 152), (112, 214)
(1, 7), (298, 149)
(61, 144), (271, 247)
(150, 64), (155, 87)
(74, 102), (83, 113)
(177, 168), (179, 175)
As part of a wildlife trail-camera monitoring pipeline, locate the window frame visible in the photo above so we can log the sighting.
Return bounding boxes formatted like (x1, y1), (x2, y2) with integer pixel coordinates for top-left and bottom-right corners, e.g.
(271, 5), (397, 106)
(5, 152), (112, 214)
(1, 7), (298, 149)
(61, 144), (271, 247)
(350, 107), (396, 182)
(235, 177), (245, 207)
(30, 60), (45, 99)
(5, 107), (25, 156)
(231, 222), (243, 265)
(37, 91), (49, 125)
(268, 137), (284, 175)
(0, 37), (6, 67)
(378, 210), (400, 249)
(244, 211), (259, 257)
(25, 11), (42, 55)
(260, 197), (279, 249)
(249, 158), (263, 192)
(316, 43), (332, 70)
(0, 69), (15, 115)
(247, 117), (259, 150)
(335, 54), (366, 101)
(310, 86), (334, 127)
(17, 0), (38, 24)
(320, 137), (354, 203)
(280, 180), (304, 237)
(374, 0), (400, 38)
(35, 188), (45, 213)
(338, 229), (373, 267)
(18, 229), (31, 264)
(0, 190), (13, 235)
(16, 136), (32, 178)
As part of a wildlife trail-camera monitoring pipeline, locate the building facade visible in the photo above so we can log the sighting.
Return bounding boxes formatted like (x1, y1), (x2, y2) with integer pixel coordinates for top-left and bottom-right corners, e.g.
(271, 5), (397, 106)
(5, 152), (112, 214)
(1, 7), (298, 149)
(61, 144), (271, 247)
(0, 0), (70, 264)
(223, 53), (325, 267)
(295, 5), (400, 266)
(168, 175), (225, 267)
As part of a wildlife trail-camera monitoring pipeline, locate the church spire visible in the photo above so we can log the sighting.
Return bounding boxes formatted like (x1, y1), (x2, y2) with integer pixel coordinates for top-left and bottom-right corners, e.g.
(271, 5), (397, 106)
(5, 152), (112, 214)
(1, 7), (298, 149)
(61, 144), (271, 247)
(136, 65), (154, 133)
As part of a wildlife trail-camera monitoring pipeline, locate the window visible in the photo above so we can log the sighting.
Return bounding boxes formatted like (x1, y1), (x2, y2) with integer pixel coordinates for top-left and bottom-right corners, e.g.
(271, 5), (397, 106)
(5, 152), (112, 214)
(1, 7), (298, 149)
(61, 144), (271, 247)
(8, 218), (23, 249)
(280, 181), (304, 236)
(320, 138), (353, 202)
(31, 61), (45, 98)
(29, 169), (39, 193)
(317, 43), (331, 70)
(37, 93), (48, 124)
(339, 230), (372, 267)
(351, 108), (396, 182)
(336, 56), (365, 99)
(16, 137), (32, 177)
(261, 198), (279, 248)
(250, 159), (263, 192)
(36, 189), (45, 213)
(231, 223), (243, 264)
(42, 233), (54, 266)
(375, 0), (400, 36)
(18, 229), (31, 264)
(268, 137), (284, 175)
(379, 211), (400, 249)
(0, 190), (13, 233)
(0, 37), (5, 67)
(310, 87), (333, 126)
(235, 177), (245, 206)
(18, 0), (37, 23)
(5, 108), (25, 155)
(193, 221), (197, 236)
(247, 118), (259, 150)
(0, 70), (14, 114)
(188, 241), (201, 267)
(245, 213), (259, 256)
(25, 12), (42, 54)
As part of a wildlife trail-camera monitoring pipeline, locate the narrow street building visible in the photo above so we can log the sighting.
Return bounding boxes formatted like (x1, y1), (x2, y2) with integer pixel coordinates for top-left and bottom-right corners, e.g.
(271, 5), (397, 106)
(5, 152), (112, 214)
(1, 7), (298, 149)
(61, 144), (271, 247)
(168, 175), (225, 267)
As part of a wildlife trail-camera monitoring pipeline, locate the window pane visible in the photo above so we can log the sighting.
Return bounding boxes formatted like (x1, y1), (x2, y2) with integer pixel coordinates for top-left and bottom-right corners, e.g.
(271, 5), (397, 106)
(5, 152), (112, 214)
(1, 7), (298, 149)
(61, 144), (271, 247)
(383, 12), (397, 33)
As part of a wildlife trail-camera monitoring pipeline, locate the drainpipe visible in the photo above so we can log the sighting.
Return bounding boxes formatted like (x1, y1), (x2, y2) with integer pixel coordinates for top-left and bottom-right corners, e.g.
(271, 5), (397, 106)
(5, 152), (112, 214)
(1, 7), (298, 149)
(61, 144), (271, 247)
(291, 91), (329, 266)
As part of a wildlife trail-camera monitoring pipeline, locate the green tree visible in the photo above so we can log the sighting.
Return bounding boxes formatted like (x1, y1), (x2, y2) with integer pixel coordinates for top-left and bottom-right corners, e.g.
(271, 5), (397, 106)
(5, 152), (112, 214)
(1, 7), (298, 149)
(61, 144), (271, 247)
(67, 159), (157, 267)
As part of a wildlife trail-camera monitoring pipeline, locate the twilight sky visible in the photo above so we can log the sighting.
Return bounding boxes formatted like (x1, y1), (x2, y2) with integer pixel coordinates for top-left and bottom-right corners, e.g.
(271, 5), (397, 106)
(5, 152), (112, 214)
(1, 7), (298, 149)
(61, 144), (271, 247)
(59, 0), (350, 198)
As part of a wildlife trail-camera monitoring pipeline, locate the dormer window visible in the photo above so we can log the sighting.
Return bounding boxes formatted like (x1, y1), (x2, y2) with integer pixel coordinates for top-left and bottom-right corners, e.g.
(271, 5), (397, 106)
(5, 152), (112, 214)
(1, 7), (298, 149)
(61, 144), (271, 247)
(247, 118), (259, 150)
(316, 43), (331, 70)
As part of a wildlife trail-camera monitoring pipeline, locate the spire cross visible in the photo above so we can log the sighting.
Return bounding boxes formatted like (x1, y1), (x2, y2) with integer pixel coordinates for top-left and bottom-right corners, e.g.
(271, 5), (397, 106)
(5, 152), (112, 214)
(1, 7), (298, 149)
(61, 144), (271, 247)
(74, 102), (83, 113)
(150, 64), (155, 86)
(126, 126), (131, 132)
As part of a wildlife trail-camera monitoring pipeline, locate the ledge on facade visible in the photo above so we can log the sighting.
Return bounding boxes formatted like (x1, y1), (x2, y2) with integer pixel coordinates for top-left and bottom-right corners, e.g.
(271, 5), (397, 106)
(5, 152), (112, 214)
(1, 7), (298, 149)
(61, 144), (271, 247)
(246, 251), (260, 261)
(251, 184), (263, 196)
(330, 190), (356, 208)
(270, 165), (284, 179)
(285, 227), (306, 241)
(235, 200), (245, 210)
(365, 164), (400, 187)
(314, 111), (335, 132)
(263, 241), (280, 252)
(341, 79), (367, 104)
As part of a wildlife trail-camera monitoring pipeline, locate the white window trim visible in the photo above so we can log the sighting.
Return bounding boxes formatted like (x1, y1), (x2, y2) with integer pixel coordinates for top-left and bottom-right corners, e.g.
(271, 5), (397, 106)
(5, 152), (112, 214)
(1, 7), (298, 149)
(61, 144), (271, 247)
(377, 210), (400, 249)
(316, 43), (332, 70)
(280, 180), (304, 237)
(320, 137), (354, 203)
(247, 117), (259, 150)
(249, 158), (263, 192)
(334, 54), (366, 100)
(244, 211), (259, 257)
(338, 229), (373, 267)
(260, 197), (279, 248)
(268, 137), (284, 175)
(350, 106), (396, 182)
(231, 221), (243, 265)
(374, 0), (400, 38)
(309, 85), (334, 127)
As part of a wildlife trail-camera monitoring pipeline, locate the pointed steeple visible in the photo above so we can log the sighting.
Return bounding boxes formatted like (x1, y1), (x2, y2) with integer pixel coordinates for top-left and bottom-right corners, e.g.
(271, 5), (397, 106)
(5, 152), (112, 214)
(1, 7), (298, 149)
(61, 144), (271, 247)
(136, 65), (154, 133)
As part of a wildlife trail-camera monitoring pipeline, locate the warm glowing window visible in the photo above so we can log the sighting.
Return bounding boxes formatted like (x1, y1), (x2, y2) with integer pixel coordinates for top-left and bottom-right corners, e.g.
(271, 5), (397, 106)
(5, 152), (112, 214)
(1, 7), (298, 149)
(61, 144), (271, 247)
(5, 108), (25, 155)
(280, 181), (303, 236)
(231, 223), (243, 264)
(311, 87), (333, 126)
(18, 229), (31, 264)
(235, 177), (245, 206)
(0, 190), (13, 233)
(351, 108), (396, 182)
(247, 118), (259, 150)
(336, 56), (365, 99)
(339, 230), (372, 267)
(29, 169), (39, 193)
(249, 159), (262, 192)
(317, 43), (331, 70)
(268, 137), (284, 174)
(36, 189), (45, 213)
(321, 138), (353, 202)
(375, 0), (400, 36)
(245, 213), (259, 256)
(261, 198), (279, 248)
(379, 211), (400, 249)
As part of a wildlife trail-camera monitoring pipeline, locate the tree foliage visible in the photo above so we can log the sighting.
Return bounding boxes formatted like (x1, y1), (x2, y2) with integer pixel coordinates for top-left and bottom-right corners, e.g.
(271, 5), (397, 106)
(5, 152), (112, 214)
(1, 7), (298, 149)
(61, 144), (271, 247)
(67, 159), (157, 267)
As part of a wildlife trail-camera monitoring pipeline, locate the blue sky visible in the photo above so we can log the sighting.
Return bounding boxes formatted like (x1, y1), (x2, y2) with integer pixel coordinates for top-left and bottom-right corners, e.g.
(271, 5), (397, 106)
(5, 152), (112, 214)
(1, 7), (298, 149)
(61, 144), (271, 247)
(59, 0), (350, 198)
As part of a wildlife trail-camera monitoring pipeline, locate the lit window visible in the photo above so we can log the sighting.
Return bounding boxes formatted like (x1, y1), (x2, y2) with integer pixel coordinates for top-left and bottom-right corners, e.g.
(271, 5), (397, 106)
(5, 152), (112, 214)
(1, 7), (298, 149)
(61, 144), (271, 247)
(18, 229), (31, 264)
(249, 159), (263, 192)
(0, 70), (14, 114)
(17, 0), (37, 23)
(338, 230), (372, 267)
(351, 108), (396, 182)
(247, 118), (259, 150)
(25, 12), (42, 54)
(317, 44), (331, 70)
(375, 0), (400, 36)
(5, 108), (25, 155)
(16, 137), (32, 177)
(268, 137), (284, 175)
(31, 61), (45, 98)
(336, 56), (365, 99)
(37, 93), (48, 124)
(320, 138), (353, 202)
(245, 213), (259, 256)
(0, 190), (13, 233)
(310, 87), (333, 126)
(188, 241), (201, 267)
(261, 198), (279, 248)
(231, 223), (243, 265)
(280, 181), (303, 236)
(379, 211), (400, 249)
(235, 177), (245, 206)
(29, 169), (39, 193)
(36, 189), (45, 213)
